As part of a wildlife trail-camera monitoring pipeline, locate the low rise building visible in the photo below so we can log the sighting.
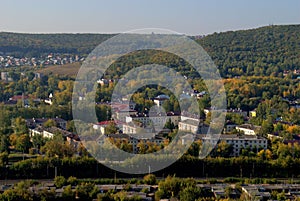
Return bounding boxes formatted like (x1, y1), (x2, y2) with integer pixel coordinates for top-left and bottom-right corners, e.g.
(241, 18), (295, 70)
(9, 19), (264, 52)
(235, 124), (261, 135)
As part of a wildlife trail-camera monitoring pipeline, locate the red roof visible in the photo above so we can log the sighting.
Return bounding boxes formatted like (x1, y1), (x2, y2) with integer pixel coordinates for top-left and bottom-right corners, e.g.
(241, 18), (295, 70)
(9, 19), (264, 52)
(97, 120), (123, 125)
(9, 95), (30, 101)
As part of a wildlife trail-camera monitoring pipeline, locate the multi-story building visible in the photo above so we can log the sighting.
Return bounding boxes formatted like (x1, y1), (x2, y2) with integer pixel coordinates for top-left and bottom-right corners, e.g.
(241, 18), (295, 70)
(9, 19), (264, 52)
(97, 133), (164, 154)
(178, 119), (203, 134)
(202, 135), (268, 156)
(125, 112), (180, 127)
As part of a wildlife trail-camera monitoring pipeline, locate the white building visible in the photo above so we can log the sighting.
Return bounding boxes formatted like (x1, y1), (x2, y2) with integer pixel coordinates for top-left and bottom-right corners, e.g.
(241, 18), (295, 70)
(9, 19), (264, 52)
(122, 121), (153, 134)
(236, 124), (261, 135)
(93, 120), (122, 134)
(202, 135), (268, 156)
(97, 133), (164, 154)
(153, 94), (169, 106)
(125, 112), (180, 127)
(178, 119), (203, 134)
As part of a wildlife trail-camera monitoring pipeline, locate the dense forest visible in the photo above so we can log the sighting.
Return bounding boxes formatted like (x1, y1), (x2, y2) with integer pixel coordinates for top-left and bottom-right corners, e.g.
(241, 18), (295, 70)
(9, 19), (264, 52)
(0, 32), (115, 57)
(198, 24), (300, 77)
(1, 24), (300, 78)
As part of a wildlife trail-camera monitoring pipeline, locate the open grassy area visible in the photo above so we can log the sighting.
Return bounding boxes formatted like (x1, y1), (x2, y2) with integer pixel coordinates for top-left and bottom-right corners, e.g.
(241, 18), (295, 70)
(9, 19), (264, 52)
(36, 62), (81, 77)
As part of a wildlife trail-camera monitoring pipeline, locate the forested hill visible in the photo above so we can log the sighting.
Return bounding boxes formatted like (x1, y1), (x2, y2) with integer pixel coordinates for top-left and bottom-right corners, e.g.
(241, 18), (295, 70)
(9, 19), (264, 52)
(1, 24), (299, 78)
(0, 32), (115, 57)
(198, 24), (300, 77)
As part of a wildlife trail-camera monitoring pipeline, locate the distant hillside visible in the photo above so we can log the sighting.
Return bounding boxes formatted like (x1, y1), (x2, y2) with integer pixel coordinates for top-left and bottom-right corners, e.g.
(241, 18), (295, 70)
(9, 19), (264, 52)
(0, 32), (115, 57)
(198, 24), (300, 77)
(1, 24), (300, 78)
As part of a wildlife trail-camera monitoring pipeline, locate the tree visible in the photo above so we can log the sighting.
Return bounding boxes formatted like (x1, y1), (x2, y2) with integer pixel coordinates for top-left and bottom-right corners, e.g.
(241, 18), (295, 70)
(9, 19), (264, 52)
(43, 119), (57, 128)
(12, 117), (28, 135)
(104, 121), (118, 134)
(62, 185), (75, 200)
(0, 135), (10, 153)
(67, 120), (77, 133)
(204, 112), (211, 125)
(165, 119), (175, 130)
(155, 176), (181, 199)
(31, 134), (47, 150)
(41, 140), (75, 158)
(76, 183), (99, 201)
(0, 152), (8, 166)
(179, 186), (202, 201)
(15, 134), (31, 153)
(214, 141), (233, 157)
(137, 141), (147, 154)
(260, 118), (274, 136)
(257, 149), (272, 160)
(54, 176), (66, 188)
(143, 174), (156, 185)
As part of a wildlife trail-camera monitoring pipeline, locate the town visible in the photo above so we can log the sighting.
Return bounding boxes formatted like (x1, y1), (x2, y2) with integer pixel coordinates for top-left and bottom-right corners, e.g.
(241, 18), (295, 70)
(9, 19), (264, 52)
(0, 23), (300, 201)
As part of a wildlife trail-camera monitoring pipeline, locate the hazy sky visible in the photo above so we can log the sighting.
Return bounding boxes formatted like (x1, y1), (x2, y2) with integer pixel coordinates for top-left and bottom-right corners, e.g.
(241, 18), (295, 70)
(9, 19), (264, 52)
(0, 0), (299, 35)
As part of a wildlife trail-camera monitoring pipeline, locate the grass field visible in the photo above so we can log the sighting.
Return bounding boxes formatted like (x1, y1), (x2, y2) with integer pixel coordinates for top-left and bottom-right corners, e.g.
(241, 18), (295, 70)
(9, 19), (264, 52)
(36, 62), (81, 77)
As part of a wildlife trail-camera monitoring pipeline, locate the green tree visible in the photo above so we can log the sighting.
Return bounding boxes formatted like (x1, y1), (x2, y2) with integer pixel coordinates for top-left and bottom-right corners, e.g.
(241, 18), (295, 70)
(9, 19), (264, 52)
(179, 186), (202, 201)
(15, 134), (31, 153)
(0, 135), (10, 153)
(104, 121), (118, 134)
(143, 174), (156, 185)
(12, 117), (28, 135)
(54, 176), (67, 188)
(62, 185), (75, 200)
(260, 117), (274, 136)
(43, 119), (57, 128)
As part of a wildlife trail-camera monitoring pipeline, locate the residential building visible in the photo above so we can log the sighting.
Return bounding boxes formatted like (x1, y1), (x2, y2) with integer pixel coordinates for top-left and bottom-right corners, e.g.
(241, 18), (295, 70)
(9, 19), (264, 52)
(202, 135), (268, 156)
(125, 112), (180, 127)
(93, 120), (122, 134)
(235, 124), (261, 135)
(227, 108), (248, 118)
(26, 117), (67, 130)
(178, 119), (203, 134)
(122, 121), (153, 134)
(44, 93), (53, 105)
(97, 133), (164, 154)
(153, 94), (169, 106)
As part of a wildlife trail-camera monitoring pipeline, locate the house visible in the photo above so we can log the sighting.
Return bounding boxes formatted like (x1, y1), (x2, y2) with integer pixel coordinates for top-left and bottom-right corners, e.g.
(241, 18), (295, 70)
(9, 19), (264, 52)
(29, 126), (80, 145)
(235, 124), (261, 135)
(249, 110), (257, 118)
(267, 133), (283, 140)
(113, 107), (137, 122)
(93, 120), (122, 134)
(26, 117), (67, 130)
(44, 93), (53, 105)
(180, 111), (201, 122)
(122, 121), (153, 134)
(0, 72), (12, 82)
(97, 79), (109, 86)
(153, 94), (169, 106)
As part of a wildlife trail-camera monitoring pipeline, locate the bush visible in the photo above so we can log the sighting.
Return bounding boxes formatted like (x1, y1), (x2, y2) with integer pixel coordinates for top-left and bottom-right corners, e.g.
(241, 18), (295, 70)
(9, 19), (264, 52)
(143, 174), (156, 185)
(67, 176), (78, 186)
(54, 176), (66, 188)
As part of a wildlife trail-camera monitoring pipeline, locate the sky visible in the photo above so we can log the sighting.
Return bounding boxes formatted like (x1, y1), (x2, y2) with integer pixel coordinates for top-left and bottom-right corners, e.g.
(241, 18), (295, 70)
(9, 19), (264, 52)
(0, 0), (299, 35)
